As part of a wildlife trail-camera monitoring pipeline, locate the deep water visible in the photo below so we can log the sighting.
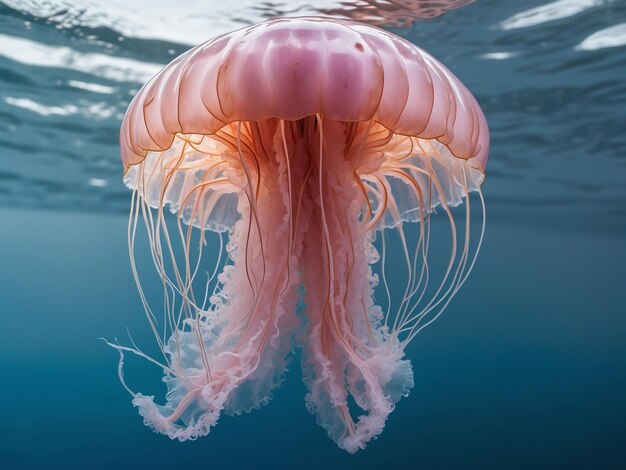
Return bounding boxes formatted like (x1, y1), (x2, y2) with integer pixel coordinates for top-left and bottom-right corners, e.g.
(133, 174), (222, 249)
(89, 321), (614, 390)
(1, 1), (625, 469)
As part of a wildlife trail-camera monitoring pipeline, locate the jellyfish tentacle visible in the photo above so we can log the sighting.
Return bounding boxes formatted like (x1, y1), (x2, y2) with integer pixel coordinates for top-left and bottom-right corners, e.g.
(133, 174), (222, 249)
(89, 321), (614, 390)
(297, 118), (414, 453)
(394, 151), (472, 342)
(350, 135), (485, 347)
(404, 169), (486, 342)
(116, 123), (302, 440)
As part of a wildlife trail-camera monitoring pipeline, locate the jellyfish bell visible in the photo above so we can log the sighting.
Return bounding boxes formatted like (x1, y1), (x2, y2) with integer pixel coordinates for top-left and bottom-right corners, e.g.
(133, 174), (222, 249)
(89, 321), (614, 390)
(113, 17), (488, 452)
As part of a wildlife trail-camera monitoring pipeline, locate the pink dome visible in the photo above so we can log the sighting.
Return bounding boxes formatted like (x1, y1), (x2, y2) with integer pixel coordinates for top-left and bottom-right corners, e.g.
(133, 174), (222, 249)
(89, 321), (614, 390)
(120, 17), (488, 172)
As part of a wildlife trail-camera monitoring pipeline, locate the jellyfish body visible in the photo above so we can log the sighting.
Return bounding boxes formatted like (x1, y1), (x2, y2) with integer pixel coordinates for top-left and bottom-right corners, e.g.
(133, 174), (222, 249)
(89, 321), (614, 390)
(114, 17), (488, 452)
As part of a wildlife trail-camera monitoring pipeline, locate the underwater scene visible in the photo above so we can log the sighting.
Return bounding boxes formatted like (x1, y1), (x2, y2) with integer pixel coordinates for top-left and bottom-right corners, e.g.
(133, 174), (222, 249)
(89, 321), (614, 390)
(1, 1), (625, 468)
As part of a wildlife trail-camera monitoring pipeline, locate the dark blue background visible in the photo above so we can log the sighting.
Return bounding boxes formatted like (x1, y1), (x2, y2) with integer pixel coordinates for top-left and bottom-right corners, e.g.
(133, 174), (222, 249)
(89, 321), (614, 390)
(1, 1), (625, 468)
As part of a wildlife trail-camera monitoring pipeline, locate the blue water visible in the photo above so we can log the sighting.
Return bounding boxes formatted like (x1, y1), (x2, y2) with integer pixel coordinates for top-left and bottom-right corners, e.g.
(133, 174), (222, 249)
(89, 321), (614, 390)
(1, 1), (625, 468)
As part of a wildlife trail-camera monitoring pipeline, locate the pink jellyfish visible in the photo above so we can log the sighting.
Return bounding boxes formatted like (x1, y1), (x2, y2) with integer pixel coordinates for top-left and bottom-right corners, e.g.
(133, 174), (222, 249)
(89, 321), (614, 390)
(112, 17), (488, 453)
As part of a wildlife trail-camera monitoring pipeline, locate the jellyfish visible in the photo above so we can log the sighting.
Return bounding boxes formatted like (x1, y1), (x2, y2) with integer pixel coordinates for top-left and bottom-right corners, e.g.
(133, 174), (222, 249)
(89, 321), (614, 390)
(110, 17), (489, 453)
